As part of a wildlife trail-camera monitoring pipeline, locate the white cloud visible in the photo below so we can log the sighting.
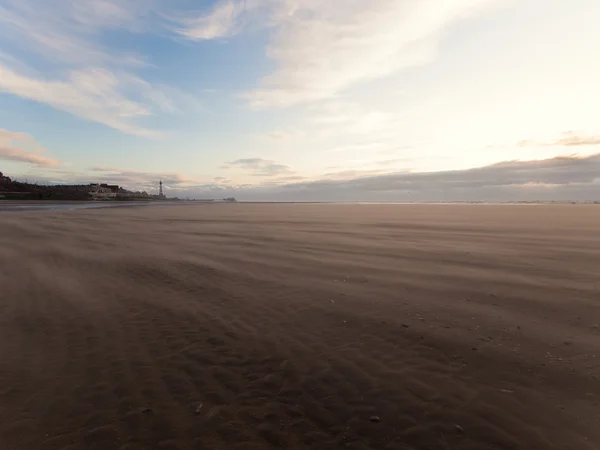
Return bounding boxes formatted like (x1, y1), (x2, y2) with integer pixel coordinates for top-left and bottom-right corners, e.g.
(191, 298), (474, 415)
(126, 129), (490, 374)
(0, 0), (187, 135)
(179, 0), (497, 107)
(176, 1), (241, 40)
(67, 0), (148, 29)
(88, 166), (197, 188)
(222, 158), (294, 177)
(0, 128), (60, 167)
(0, 65), (170, 136)
(519, 132), (600, 148)
(240, 0), (496, 107)
(0, 1), (147, 66)
(256, 101), (398, 145)
(252, 100), (405, 171)
(306, 101), (397, 137)
(326, 142), (386, 154)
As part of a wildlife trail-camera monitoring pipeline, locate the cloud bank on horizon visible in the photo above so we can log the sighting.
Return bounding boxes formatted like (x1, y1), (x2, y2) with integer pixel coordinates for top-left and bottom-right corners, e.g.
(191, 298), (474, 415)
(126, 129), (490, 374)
(0, 0), (599, 200)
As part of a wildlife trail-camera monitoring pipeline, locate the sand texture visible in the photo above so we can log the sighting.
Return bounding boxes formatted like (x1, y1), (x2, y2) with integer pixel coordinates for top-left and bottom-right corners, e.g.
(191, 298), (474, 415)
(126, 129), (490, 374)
(1, 204), (599, 450)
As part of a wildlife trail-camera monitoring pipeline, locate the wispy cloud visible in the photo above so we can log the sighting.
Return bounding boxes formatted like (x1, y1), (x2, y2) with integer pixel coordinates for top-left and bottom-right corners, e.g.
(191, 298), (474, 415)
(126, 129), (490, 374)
(244, 0), (496, 107)
(323, 168), (392, 180)
(0, 1), (148, 66)
(0, 128), (60, 167)
(222, 157), (294, 176)
(88, 166), (197, 188)
(177, 0), (497, 107)
(255, 100), (400, 147)
(176, 1), (243, 40)
(375, 158), (411, 167)
(253, 100), (407, 167)
(0, 148), (58, 167)
(0, 0), (185, 135)
(67, 0), (152, 30)
(0, 66), (170, 136)
(554, 134), (600, 147)
(519, 132), (600, 148)
(306, 101), (396, 135)
(326, 142), (386, 154)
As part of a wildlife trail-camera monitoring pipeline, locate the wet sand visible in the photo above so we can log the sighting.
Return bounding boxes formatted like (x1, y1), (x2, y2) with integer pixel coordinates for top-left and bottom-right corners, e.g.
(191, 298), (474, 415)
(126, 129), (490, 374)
(1, 204), (599, 450)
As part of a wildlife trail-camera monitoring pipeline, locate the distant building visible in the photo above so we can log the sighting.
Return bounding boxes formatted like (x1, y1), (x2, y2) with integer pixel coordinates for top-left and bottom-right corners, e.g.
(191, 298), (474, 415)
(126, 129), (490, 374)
(100, 183), (119, 194)
(89, 183), (118, 199)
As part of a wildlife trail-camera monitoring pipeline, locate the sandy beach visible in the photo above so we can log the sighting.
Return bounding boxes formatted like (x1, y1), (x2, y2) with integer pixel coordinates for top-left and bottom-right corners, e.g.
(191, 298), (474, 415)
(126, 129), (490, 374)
(1, 204), (599, 450)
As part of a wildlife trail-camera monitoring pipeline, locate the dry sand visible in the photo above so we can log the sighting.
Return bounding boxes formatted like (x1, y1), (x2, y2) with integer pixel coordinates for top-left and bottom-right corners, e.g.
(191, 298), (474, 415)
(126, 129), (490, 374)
(1, 204), (599, 450)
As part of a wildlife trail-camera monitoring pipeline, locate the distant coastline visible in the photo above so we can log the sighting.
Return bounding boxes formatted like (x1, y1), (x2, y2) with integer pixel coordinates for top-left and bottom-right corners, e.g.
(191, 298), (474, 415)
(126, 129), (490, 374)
(0, 171), (236, 203)
(2, 172), (598, 205)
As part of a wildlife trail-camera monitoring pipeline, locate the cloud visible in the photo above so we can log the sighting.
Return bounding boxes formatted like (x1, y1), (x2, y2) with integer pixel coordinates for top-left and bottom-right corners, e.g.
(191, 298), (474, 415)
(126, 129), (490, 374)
(254, 101), (403, 161)
(176, 1), (242, 40)
(177, 0), (497, 107)
(375, 158), (410, 167)
(261, 130), (305, 141)
(0, 0), (185, 136)
(67, 0), (151, 30)
(222, 157), (294, 176)
(279, 153), (600, 198)
(0, 1), (148, 66)
(0, 128), (60, 167)
(555, 135), (600, 147)
(0, 147), (58, 167)
(0, 66), (171, 136)
(186, 0), (495, 108)
(306, 101), (396, 136)
(323, 169), (392, 179)
(183, 153), (600, 201)
(0, 147), (59, 168)
(88, 166), (196, 189)
(519, 132), (600, 148)
(6, 166), (196, 192)
(326, 142), (386, 154)
(271, 175), (305, 182)
(9, 153), (600, 202)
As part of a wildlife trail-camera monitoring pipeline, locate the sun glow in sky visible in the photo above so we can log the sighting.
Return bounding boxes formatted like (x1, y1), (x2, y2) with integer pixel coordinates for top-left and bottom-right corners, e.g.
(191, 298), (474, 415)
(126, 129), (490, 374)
(1, 0), (599, 200)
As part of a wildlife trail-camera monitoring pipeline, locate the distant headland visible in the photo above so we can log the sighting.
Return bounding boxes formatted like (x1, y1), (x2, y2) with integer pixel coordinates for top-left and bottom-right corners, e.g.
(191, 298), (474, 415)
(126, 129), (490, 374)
(0, 171), (236, 203)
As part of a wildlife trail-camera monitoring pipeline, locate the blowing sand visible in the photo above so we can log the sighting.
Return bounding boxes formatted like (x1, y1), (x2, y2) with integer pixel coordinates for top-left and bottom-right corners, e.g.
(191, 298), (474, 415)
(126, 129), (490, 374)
(1, 204), (599, 450)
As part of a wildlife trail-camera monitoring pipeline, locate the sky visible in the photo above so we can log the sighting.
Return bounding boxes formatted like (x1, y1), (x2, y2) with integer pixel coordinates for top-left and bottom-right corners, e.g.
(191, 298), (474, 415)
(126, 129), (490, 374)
(1, 0), (599, 201)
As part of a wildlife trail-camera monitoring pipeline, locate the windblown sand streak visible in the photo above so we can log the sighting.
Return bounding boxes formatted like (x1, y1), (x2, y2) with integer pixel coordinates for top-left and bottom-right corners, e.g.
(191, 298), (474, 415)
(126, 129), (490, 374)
(1, 204), (599, 449)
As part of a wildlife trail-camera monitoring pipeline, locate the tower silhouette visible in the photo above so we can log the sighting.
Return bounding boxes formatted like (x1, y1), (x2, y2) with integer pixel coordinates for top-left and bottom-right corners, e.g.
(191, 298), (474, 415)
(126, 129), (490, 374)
(159, 180), (164, 198)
